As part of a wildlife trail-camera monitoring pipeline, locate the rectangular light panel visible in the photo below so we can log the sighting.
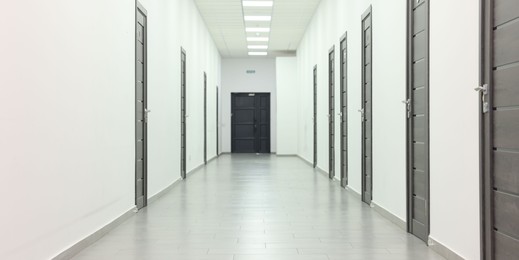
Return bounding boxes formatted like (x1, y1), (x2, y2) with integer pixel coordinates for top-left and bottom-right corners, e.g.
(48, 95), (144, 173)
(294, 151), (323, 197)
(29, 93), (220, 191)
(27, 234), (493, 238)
(243, 1), (274, 7)
(244, 16), (271, 21)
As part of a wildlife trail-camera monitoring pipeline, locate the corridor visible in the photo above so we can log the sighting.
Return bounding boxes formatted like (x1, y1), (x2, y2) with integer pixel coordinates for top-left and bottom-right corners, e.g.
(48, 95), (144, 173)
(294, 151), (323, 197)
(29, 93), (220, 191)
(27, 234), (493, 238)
(73, 155), (444, 260)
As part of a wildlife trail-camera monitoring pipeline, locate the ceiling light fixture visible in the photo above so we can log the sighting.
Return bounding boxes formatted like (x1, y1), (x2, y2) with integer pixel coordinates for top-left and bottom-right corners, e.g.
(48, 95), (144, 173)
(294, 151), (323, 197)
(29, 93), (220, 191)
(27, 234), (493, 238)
(247, 37), (269, 42)
(245, 27), (271, 33)
(248, 45), (269, 50)
(249, 52), (268, 56)
(243, 1), (274, 7)
(244, 16), (271, 21)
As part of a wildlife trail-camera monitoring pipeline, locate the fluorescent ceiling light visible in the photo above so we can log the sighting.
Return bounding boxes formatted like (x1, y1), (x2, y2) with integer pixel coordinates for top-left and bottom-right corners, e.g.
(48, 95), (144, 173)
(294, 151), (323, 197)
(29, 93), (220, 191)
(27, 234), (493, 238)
(244, 16), (271, 21)
(243, 1), (274, 7)
(247, 37), (269, 42)
(248, 45), (269, 49)
(246, 27), (271, 33)
(249, 52), (268, 56)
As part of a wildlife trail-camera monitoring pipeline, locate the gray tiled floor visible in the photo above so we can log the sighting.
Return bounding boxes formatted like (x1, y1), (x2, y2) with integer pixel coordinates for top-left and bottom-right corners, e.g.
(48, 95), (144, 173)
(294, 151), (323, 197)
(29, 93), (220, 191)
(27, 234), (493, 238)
(72, 154), (445, 260)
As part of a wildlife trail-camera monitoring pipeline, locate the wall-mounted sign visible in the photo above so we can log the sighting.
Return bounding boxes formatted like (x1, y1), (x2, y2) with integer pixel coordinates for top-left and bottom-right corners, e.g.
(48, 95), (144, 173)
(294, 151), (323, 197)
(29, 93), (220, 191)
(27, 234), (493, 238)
(246, 70), (256, 74)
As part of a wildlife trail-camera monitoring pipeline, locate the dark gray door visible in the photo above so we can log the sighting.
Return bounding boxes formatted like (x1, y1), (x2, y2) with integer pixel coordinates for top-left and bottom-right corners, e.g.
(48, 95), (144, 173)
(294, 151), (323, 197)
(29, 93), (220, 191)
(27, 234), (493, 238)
(313, 65), (318, 168)
(231, 93), (271, 153)
(204, 72), (207, 164)
(361, 6), (373, 205)
(329, 47), (336, 180)
(180, 48), (186, 179)
(340, 33), (348, 188)
(216, 86), (219, 156)
(406, 0), (429, 243)
(135, 2), (147, 210)
(481, 1), (519, 259)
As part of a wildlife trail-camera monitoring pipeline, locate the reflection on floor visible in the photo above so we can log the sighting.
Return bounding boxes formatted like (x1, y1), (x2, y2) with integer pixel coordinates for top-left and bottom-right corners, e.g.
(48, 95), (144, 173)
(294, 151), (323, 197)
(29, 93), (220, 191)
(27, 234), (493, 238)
(73, 154), (444, 260)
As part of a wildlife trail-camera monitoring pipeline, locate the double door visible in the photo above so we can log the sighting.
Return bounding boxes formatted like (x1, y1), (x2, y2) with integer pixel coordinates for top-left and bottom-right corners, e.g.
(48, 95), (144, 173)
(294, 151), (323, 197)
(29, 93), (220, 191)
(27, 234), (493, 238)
(231, 93), (271, 153)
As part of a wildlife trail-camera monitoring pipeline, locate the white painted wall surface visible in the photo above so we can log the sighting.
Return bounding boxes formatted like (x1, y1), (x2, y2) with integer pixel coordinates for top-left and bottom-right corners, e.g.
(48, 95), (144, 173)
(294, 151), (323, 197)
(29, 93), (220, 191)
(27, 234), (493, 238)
(0, 0), (220, 258)
(429, 0), (480, 259)
(276, 57), (298, 155)
(296, 0), (407, 220)
(221, 59), (277, 153)
(139, 0), (221, 197)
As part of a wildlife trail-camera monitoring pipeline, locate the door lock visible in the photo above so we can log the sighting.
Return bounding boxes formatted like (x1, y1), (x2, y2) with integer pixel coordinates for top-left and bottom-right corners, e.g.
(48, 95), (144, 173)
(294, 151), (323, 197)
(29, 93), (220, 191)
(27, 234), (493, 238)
(475, 84), (489, 113)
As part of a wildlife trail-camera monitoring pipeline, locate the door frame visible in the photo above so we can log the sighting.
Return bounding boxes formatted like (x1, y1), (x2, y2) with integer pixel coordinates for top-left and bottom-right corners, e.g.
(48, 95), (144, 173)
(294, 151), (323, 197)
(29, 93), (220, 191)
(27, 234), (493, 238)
(329, 46), (336, 180)
(406, 0), (430, 242)
(204, 72), (207, 164)
(135, 1), (148, 209)
(313, 65), (318, 168)
(361, 5), (373, 205)
(216, 86), (219, 156)
(180, 47), (187, 179)
(340, 32), (348, 188)
(480, 0), (493, 258)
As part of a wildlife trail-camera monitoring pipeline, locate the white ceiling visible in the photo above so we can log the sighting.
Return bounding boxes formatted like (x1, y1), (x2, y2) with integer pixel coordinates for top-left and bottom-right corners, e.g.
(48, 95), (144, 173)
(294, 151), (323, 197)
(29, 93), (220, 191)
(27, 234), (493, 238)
(194, 0), (322, 58)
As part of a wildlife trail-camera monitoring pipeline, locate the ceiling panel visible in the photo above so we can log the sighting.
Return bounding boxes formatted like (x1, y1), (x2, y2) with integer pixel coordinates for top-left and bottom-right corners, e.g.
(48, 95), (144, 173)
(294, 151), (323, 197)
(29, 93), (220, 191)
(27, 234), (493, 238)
(194, 0), (321, 58)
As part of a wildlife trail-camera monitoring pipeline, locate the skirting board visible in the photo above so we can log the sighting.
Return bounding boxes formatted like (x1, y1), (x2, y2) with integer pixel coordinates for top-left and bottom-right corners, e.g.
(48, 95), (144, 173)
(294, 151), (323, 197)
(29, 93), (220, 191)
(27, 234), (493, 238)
(345, 186), (362, 199)
(52, 207), (136, 260)
(371, 202), (407, 231)
(148, 178), (182, 205)
(296, 155), (313, 167)
(428, 237), (465, 260)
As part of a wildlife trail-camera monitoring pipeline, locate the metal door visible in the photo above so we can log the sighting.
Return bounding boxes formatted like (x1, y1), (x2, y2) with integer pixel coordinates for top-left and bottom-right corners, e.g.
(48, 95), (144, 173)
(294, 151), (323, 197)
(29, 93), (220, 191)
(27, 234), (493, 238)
(361, 6), (373, 205)
(340, 33), (348, 188)
(135, 2), (148, 210)
(216, 86), (219, 156)
(231, 93), (271, 153)
(329, 47), (336, 180)
(180, 48), (186, 179)
(481, 0), (519, 259)
(313, 65), (318, 168)
(406, 0), (429, 243)
(204, 72), (207, 164)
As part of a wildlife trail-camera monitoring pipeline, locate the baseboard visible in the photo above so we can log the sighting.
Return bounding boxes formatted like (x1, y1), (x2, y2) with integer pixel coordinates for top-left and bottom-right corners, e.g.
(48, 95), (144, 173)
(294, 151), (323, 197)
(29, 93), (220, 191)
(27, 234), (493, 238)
(345, 186), (362, 199)
(148, 178), (182, 205)
(428, 237), (465, 260)
(207, 155), (218, 164)
(316, 166), (328, 176)
(296, 155), (313, 167)
(187, 163), (205, 176)
(371, 202), (407, 231)
(52, 207), (137, 260)
(276, 154), (297, 157)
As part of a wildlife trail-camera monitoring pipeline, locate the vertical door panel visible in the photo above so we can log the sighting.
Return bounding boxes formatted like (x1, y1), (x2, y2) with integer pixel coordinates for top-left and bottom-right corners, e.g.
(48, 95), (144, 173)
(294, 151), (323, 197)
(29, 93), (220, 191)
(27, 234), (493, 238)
(361, 6), (373, 205)
(407, 0), (429, 242)
(135, 3), (147, 210)
(313, 66), (318, 168)
(329, 47), (335, 179)
(340, 34), (348, 188)
(204, 72), (207, 164)
(216, 87), (219, 156)
(181, 49), (186, 179)
(482, 0), (519, 258)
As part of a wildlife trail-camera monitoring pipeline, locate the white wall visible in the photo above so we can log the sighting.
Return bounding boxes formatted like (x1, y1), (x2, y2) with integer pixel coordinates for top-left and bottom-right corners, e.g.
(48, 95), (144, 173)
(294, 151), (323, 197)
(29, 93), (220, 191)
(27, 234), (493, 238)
(276, 57), (298, 155)
(296, 0), (407, 219)
(140, 0), (221, 196)
(221, 58), (277, 153)
(0, 0), (220, 259)
(429, 0), (480, 259)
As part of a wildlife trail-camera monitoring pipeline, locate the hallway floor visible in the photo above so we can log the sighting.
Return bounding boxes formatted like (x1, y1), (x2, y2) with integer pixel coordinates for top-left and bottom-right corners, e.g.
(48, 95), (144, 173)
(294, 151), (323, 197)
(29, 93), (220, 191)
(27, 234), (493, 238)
(72, 155), (445, 260)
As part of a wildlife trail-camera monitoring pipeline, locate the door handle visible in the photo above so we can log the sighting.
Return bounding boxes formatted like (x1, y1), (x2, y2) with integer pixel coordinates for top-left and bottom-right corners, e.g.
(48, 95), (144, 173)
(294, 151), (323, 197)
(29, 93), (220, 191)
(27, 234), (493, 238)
(144, 109), (151, 123)
(402, 99), (411, 118)
(358, 109), (364, 121)
(475, 84), (489, 113)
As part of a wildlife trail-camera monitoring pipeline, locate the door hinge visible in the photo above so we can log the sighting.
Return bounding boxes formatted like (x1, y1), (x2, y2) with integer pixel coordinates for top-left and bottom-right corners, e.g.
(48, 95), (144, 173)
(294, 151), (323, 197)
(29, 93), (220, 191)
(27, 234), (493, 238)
(475, 84), (489, 113)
